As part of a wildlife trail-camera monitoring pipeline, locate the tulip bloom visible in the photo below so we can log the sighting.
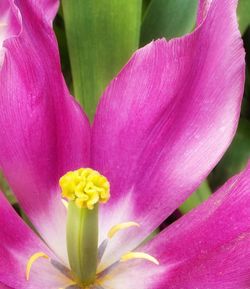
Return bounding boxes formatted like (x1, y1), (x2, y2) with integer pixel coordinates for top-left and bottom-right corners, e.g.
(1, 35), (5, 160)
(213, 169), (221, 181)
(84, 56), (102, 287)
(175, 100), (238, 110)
(0, 0), (248, 288)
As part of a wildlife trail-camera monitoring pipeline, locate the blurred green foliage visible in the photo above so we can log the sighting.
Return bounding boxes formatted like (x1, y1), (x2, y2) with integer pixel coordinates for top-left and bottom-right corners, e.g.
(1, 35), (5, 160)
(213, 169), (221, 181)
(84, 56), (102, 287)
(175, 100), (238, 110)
(237, 0), (250, 35)
(54, 8), (72, 90)
(140, 0), (198, 45)
(180, 180), (212, 214)
(61, 0), (142, 120)
(209, 119), (250, 190)
(0, 171), (16, 205)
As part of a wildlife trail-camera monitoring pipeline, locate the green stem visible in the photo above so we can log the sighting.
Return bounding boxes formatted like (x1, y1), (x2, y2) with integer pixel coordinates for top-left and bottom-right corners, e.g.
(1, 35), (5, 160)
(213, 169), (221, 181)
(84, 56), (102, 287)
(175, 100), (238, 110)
(67, 201), (98, 285)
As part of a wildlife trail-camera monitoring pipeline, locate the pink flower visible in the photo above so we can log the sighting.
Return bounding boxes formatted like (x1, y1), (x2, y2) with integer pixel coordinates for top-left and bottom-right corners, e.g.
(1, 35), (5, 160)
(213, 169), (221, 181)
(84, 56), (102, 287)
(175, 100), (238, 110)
(0, 0), (247, 288)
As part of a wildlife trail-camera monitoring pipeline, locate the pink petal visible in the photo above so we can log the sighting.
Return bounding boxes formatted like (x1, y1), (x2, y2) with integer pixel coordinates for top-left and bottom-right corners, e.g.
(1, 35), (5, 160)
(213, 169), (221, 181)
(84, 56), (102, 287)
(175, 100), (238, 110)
(18, 0), (59, 24)
(0, 1), (90, 262)
(100, 260), (165, 289)
(102, 163), (250, 289)
(34, 0), (59, 23)
(137, 163), (250, 289)
(0, 284), (12, 289)
(0, 0), (20, 66)
(93, 0), (245, 268)
(0, 193), (72, 289)
(197, 0), (212, 25)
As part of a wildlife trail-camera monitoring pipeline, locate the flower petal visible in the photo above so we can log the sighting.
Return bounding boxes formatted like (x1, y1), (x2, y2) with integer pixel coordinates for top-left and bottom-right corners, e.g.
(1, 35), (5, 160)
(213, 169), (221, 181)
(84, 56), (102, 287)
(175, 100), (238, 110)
(0, 284), (12, 289)
(93, 0), (245, 267)
(102, 163), (250, 289)
(21, 0), (59, 24)
(197, 0), (212, 25)
(0, 1), (90, 262)
(0, 0), (20, 66)
(137, 162), (250, 289)
(35, 0), (59, 23)
(0, 192), (72, 289)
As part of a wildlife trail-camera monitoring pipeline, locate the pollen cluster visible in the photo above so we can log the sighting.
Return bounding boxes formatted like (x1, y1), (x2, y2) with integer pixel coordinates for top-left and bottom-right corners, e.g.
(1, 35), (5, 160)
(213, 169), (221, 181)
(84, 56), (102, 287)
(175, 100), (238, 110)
(59, 168), (110, 209)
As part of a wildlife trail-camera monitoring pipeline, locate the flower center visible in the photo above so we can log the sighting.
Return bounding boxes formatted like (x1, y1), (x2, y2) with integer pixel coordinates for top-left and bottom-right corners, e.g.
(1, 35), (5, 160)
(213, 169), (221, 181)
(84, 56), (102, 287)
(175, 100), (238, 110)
(25, 168), (159, 288)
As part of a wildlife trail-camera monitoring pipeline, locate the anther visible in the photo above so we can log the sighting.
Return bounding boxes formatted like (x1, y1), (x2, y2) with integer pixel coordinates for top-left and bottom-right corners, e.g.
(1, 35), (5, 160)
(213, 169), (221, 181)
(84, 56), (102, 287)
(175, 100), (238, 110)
(26, 252), (49, 280)
(120, 252), (159, 265)
(108, 222), (140, 239)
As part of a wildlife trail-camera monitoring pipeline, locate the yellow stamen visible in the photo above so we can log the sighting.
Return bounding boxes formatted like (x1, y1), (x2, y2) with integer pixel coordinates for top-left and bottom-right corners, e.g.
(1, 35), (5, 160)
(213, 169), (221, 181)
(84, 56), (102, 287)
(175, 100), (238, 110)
(26, 252), (49, 280)
(108, 222), (140, 239)
(120, 252), (159, 265)
(59, 168), (110, 210)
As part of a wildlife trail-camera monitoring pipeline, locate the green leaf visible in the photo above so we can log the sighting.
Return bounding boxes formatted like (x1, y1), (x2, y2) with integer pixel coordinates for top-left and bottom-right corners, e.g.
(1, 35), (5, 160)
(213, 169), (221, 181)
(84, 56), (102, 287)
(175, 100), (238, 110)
(237, 0), (250, 35)
(54, 12), (72, 90)
(241, 68), (250, 119)
(209, 119), (250, 190)
(140, 0), (198, 46)
(0, 171), (17, 204)
(180, 180), (212, 214)
(62, 0), (142, 120)
(142, 0), (152, 16)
